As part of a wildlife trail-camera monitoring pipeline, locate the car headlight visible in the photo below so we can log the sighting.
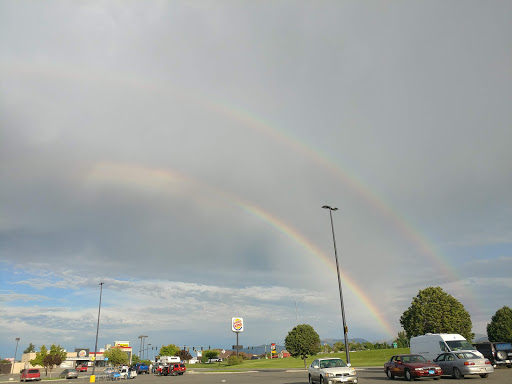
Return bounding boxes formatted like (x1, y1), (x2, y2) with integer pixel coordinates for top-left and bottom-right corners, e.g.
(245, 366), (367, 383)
(415, 368), (423, 371)
(325, 373), (334, 377)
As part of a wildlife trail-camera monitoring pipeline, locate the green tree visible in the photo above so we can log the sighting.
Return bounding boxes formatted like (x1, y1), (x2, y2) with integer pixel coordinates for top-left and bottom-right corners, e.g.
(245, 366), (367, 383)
(394, 331), (409, 348)
(201, 350), (219, 363)
(333, 341), (344, 352)
(487, 306), (512, 342)
(44, 345), (67, 377)
(131, 355), (141, 364)
(284, 324), (321, 369)
(400, 287), (474, 341)
(159, 344), (179, 357)
(30, 344), (66, 377)
(23, 343), (36, 354)
(30, 345), (48, 370)
(104, 347), (129, 366)
(363, 341), (374, 350)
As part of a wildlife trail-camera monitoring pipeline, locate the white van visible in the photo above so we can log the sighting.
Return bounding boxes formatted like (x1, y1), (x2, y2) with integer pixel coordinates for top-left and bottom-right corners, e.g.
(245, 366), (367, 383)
(410, 333), (482, 361)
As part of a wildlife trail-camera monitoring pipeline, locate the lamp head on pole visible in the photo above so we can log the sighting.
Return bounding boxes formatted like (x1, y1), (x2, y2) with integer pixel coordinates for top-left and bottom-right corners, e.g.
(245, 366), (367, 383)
(322, 205), (338, 211)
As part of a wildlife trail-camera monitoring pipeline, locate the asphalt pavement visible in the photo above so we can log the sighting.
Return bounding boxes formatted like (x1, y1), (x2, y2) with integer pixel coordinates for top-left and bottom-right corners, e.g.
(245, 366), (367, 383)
(2, 366), (510, 384)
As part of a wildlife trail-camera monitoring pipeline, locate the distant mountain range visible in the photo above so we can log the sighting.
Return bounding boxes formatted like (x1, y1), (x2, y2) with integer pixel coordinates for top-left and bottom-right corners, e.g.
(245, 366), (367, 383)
(321, 338), (370, 346)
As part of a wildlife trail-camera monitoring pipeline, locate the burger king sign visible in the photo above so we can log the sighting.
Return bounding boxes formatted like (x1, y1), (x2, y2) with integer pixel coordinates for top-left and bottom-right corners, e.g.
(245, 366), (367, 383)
(231, 317), (243, 333)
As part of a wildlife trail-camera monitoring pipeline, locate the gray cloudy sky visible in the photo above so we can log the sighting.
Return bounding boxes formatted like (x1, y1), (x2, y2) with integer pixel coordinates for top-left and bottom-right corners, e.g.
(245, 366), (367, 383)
(1, 0), (511, 358)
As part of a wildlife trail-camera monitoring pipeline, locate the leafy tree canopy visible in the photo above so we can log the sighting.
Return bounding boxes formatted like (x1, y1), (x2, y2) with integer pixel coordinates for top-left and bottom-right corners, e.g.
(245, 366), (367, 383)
(394, 331), (409, 348)
(201, 349), (219, 362)
(104, 347), (129, 366)
(159, 344), (179, 357)
(487, 306), (512, 342)
(332, 341), (345, 352)
(400, 286), (474, 341)
(24, 343), (36, 354)
(284, 324), (321, 368)
(30, 345), (48, 368)
(177, 349), (192, 361)
(30, 344), (66, 377)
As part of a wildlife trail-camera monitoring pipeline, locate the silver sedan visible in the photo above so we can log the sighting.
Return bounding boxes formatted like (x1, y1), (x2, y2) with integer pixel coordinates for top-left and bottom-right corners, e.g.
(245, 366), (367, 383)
(434, 350), (494, 379)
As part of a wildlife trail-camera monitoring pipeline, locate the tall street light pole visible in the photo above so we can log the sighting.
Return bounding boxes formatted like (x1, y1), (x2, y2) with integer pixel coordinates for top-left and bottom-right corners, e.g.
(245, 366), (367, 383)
(92, 282), (104, 379)
(322, 205), (351, 366)
(146, 344), (151, 361)
(12, 337), (20, 374)
(138, 336), (148, 361)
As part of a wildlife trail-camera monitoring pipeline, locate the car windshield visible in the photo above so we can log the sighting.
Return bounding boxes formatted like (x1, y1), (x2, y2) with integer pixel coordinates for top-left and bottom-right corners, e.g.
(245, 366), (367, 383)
(402, 355), (427, 363)
(446, 340), (474, 350)
(496, 343), (512, 350)
(320, 359), (347, 368)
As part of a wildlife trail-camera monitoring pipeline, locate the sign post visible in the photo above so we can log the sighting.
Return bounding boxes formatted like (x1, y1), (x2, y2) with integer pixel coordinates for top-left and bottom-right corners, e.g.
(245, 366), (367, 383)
(231, 317), (244, 357)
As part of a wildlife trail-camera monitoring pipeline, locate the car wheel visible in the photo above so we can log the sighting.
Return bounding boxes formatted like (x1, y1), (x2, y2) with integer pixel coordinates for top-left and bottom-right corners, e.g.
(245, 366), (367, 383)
(479, 374), (489, 378)
(453, 367), (463, 379)
(497, 351), (507, 360)
(309, 374), (314, 384)
(404, 369), (412, 381)
(386, 368), (394, 379)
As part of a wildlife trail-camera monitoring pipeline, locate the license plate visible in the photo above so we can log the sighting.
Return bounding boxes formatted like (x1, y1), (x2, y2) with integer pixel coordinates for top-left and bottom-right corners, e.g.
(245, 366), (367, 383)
(428, 370), (435, 375)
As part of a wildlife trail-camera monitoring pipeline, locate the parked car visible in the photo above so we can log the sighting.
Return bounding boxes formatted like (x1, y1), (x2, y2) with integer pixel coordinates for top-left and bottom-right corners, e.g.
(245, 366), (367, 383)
(472, 342), (512, 367)
(434, 351), (494, 379)
(119, 367), (136, 379)
(169, 363), (186, 376)
(59, 369), (79, 379)
(158, 363), (186, 376)
(207, 358), (222, 363)
(308, 357), (358, 384)
(76, 365), (88, 372)
(20, 369), (41, 382)
(384, 354), (442, 381)
(129, 368), (137, 379)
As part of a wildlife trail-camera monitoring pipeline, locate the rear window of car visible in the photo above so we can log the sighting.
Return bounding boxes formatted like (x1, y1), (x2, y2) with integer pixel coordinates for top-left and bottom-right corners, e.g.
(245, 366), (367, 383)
(496, 343), (512, 350)
(28, 370), (39, 374)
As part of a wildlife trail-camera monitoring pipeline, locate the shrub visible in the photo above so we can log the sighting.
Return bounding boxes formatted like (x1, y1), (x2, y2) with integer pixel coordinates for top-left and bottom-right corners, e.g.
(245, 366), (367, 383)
(226, 355), (244, 366)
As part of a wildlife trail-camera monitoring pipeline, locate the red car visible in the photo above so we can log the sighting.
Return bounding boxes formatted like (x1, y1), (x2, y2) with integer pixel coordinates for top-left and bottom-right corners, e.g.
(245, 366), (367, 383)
(384, 354), (442, 381)
(169, 363), (186, 376)
(76, 365), (88, 372)
(20, 369), (41, 382)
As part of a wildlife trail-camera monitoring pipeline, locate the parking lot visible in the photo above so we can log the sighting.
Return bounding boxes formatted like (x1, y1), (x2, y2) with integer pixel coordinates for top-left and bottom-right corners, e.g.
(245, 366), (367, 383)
(2, 367), (511, 384)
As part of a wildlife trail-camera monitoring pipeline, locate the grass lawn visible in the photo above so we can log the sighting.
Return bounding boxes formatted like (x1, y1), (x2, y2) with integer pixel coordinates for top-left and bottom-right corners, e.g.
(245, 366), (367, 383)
(189, 348), (410, 371)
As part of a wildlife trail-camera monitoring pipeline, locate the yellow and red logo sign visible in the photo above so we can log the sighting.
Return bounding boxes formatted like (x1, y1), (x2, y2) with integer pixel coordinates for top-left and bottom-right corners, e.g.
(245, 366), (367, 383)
(232, 317), (243, 332)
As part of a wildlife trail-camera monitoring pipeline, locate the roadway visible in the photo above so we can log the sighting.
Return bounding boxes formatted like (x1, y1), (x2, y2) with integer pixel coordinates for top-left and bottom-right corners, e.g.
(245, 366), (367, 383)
(1, 366), (510, 384)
